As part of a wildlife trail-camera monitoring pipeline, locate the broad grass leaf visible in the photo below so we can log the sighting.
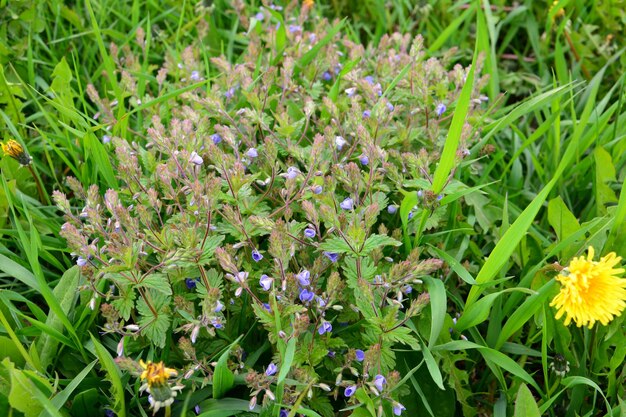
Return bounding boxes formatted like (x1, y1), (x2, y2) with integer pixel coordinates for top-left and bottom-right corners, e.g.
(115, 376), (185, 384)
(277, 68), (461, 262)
(423, 277), (446, 348)
(89, 335), (126, 417)
(594, 147), (618, 215)
(213, 336), (243, 399)
(514, 384), (541, 417)
(547, 196), (580, 259)
(420, 340), (444, 390)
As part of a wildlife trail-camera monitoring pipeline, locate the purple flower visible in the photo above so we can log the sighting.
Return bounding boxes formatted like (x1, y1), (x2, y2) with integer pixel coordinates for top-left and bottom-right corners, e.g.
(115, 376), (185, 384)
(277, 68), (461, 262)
(105, 410), (115, 417)
(387, 205), (397, 214)
(211, 133), (222, 144)
(322, 71), (332, 81)
(335, 136), (347, 150)
(437, 194), (443, 201)
(190, 70), (200, 81)
(254, 11), (264, 21)
(304, 228), (316, 238)
(263, 303), (271, 311)
(194, 405), (201, 415)
(417, 190), (423, 198)
(185, 278), (197, 289)
(252, 250), (263, 262)
(211, 318), (223, 329)
(246, 148), (258, 158)
(318, 321), (332, 335)
(285, 166), (300, 179)
(393, 403), (406, 416)
(386, 102), (395, 112)
(189, 151), (204, 166)
(102, 135), (111, 144)
(359, 155), (369, 165)
(362, 110), (371, 119)
(323, 252), (339, 263)
(297, 270), (311, 286)
(345, 87), (356, 97)
(288, 25), (302, 33)
(234, 271), (248, 284)
(402, 285), (413, 294)
(344, 385), (357, 397)
(355, 349), (365, 362)
(259, 274), (272, 291)
(408, 211), (414, 220)
(373, 374), (386, 391)
(340, 197), (354, 210)
(76, 257), (88, 267)
(265, 363), (278, 376)
(364, 75), (375, 85)
(279, 410), (288, 417)
(435, 102), (446, 116)
(299, 288), (315, 303)
(312, 185), (323, 194)
(327, 350), (335, 358)
(316, 296), (326, 307)
(225, 87), (236, 99)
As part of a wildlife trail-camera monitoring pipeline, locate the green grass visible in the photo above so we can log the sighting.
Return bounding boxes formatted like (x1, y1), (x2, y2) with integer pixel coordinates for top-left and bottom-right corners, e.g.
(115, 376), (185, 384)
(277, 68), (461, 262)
(0, 1), (625, 416)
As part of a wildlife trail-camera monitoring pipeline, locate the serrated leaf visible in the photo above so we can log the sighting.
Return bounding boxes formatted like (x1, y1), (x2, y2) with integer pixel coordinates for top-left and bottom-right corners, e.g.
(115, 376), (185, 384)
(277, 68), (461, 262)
(360, 234), (401, 254)
(319, 236), (354, 255)
(137, 292), (171, 348)
(199, 235), (226, 264)
(137, 273), (172, 296)
(111, 286), (136, 321)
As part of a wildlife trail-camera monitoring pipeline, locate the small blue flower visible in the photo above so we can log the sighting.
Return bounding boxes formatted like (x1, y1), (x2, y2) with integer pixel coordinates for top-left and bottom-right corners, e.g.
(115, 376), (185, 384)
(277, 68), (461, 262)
(437, 194), (443, 201)
(355, 349), (365, 362)
(259, 274), (272, 291)
(190, 70), (201, 81)
(417, 190), (423, 198)
(288, 25), (302, 33)
(225, 87), (236, 99)
(211, 133), (222, 144)
(285, 166), (300, 179)
(327, 350), (335, 358)
(189, 151), (203, 166)
(297, 270), (311, 286)
(214, 300), (224, 312)
(387, 205), (397, 214)
(252, 250), (263, 262)
(194, 405), (201, 415)
(408, 211), (414, 220)
(373, 374), (386, 391)
(335, 136), (348, 150)
(318, 321), (332, 335)
(386, 102), (395, 112)
(211, 318), (223, 329)
(105, 410), (115, 417)
(279, 410), (288, 417)
(246, 148), (258, 158)
(185, 278), (197, 289)
(266, 363), (278, 376)
(254, 11), (264, 21)
(359, 155), (369, 165)
(402, 285), (413, 294)
(312, 185), (323, 194)
(304, 228), (316, 238)
(102, 135), (111, 144)
(323, 252), (339, 263)
(299, 288), (315, 303)
(345, 87), (356, 97)
(77, 257), (88, 267)
(362, 110), (371, 119)
(344, 385), (357, 397)
(364, 75), (375, 85)
(340, 197), (354, 210)
(322, 71), (332, 81)
(263, 303), (271, 311)
(393, 403), (406, 416)
(435, 102), (446, 116)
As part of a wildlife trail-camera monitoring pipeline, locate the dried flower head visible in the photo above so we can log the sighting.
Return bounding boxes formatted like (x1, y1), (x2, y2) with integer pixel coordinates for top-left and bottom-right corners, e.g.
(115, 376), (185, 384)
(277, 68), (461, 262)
(1, 139), (31, 165)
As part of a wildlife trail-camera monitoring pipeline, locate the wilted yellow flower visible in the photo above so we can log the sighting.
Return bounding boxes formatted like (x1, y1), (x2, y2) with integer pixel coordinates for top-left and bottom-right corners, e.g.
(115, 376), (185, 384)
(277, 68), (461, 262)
(1, 139), (31, 166)
(550, 247), (626, 328)
(303, 0), (314, 9)
(138, 360), (181, 414)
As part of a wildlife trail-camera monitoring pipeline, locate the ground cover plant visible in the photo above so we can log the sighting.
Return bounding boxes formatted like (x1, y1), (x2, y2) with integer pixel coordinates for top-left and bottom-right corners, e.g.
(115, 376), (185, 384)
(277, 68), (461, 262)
(0, 1), (625, 417)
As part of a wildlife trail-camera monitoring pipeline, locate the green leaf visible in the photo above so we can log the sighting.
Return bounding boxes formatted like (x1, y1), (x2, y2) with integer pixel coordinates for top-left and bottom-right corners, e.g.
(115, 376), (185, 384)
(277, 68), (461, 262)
(37, 266), (80, 370)
(213, 336), (242, 399)
(138, 273), (172, 296)
(277, 336), (296, 385)
(89, 335), (126, 417)
(420, 341), (445, 391)
(547, 197), (580, 245)
(424, 277), (446, 348)
(594, 147), (618, 215)
(360, 234), (401, 254)
(514, 384), (541, 417)
(319, 236), (354, 255)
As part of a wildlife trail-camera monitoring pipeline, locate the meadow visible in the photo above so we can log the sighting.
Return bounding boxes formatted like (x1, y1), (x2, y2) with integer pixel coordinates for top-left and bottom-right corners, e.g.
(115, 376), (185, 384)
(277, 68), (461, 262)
(0, 1), (625, 416)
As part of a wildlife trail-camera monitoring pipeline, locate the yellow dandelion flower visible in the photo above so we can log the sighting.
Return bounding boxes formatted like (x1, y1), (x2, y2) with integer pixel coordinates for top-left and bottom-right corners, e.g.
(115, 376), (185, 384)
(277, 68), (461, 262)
(303, 0), (314, 9)
(1, 139), (31, 166)
(138, 360), (182, 415)
(550, 247), (626, 328)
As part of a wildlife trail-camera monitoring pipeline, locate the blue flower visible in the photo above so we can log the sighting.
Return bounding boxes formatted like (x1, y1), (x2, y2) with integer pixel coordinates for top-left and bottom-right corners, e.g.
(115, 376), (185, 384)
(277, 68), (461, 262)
(252, 250), (263, 262)
(246, 148), (258, 158)
(335, 136), (348, 150)
(185, 278), (197, 289)
(362, 110), (371, 119)
(211, 133), (222, 144)
(214, 300), (224, 312)
(224, 87), (236, 99)
(417, 190), (423, 198)
(355, 349), (365, 362)
(285, 166), (300, 179)
(437, 194), (443, 201)
(364, 75), (375, 85)
(327, 350), (335, 358)
(259, 274), (272, 291)
(105, 410), (115, 417)
(190, 70), (201, 81)
(386, 102), (395, 112)
(297, 270), (311, 286)
(76, 257), (88, 267)
(288, 25), (302, 33)
(279, 410), (288, 417)
(304, 228), (316, 238)
(299, 288), (315, 303)
(373, 374), (386, 391)
(312, 185), (323, 194)
(318, 321), (332, 335)
(189, 151), (203, 166)
(263, 303), (271, 311)
(387, 205), (397, 214)
(211, 318), (223, 329)
(265, 363), (278, 376)
(340, 197), (354, 210)
(435, 102), (446, 116)
(393, 403), (406, 416)
(322, 71), (332, 81)
(408, 211), (414, 220)
(102, 135), (111, 144)
(344, 385), (357, 397)
(402, 285), (413, 294)
(323, 252), (339, 263)
(359, 155), (369, 165)
(345, 87), (356, 97)
(254, 11), (264, 21)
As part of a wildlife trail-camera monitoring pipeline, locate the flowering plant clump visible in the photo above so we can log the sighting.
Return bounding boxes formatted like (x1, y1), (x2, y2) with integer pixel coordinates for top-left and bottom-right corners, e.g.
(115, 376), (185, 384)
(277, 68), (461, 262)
(53, 10), (488, 416)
